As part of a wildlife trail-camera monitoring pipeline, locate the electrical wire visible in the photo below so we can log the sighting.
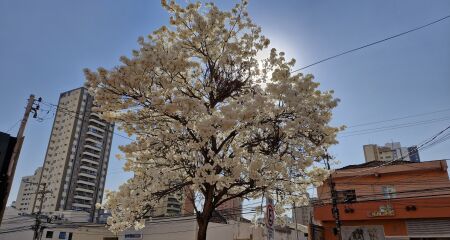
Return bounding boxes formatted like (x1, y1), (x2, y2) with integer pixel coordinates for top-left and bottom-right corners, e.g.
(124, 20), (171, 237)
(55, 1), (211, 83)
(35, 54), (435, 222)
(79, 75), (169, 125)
(4, 119), (21, 134)
(315, 192), (450, 206)
(339, 116), (450, 137)
(324, 124), (450, 198)
(345, 107), (450, 129)
(40, 101), (134, 142)
(291, 14), (450, 72)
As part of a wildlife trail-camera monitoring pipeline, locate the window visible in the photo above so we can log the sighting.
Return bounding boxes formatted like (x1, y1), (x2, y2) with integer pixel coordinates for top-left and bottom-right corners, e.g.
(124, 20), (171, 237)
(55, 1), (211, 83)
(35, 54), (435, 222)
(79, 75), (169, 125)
(46, 231), (54, 238)
(338, 189), (357, 203)
(124, 234), (142, 239)
(59, 232), (66, 239)
(382, 186), (396, 199)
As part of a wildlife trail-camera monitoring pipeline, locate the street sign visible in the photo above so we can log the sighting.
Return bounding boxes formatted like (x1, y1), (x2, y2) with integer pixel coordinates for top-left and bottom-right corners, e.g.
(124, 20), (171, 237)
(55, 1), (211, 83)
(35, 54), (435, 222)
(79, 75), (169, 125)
(266, 198), (275, 240)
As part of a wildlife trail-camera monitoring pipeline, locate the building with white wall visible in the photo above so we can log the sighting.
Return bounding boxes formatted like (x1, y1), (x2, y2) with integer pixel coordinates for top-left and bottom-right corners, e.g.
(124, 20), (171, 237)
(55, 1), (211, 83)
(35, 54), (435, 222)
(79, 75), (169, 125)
(0, 207), (308, 240)
(363, 142), (420, 163)
(14, 167), (42, 213)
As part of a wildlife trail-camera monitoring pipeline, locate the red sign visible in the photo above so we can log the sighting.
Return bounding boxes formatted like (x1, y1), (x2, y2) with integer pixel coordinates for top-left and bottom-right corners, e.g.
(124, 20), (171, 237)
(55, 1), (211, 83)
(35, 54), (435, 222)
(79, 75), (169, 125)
(266, 198), (275, 240)
(267, 204), (274, 226)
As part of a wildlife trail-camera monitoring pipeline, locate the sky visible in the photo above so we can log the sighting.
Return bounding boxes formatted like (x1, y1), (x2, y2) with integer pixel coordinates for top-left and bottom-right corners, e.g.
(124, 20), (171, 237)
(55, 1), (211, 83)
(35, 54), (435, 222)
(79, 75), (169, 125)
(1, 0), (450, 205)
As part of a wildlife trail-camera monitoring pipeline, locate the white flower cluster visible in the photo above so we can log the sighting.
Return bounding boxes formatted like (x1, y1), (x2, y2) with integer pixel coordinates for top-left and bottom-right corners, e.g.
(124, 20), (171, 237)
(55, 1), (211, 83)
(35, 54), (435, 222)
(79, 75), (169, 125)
(87, 0), (342, 234)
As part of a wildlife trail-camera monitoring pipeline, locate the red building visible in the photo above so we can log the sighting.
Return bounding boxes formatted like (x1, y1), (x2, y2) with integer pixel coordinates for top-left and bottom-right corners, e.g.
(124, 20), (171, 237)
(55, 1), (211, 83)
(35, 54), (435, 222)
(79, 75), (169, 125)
(314, 160), (450, 240)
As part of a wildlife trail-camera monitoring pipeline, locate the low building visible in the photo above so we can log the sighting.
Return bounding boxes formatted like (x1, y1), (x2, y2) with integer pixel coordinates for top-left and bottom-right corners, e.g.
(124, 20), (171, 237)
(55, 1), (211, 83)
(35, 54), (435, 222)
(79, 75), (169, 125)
(314, 159), (450, 239)
(14, 167), (42, 213)
(0, 207), (306, 240)
(216, 197), (243, 221)
(363, 142), (420, 163)
(293, 204), (312, 226)
(292, 195), (317, 227)
(182, 188), (243, 221)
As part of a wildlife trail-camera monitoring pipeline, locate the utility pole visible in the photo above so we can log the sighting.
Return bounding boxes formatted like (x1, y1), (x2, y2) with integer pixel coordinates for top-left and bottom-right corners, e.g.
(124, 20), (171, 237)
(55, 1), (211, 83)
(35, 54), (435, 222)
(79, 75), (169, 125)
(0, 95), (40, 225)
(325, 153), (342, 240)
(26, 181), (51, 240)
(293, 202), (299, 240)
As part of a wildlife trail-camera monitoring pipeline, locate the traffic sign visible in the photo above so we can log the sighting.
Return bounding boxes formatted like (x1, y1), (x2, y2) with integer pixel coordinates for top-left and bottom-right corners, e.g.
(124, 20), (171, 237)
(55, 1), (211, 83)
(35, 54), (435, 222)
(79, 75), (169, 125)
(266, 198), (275, 240)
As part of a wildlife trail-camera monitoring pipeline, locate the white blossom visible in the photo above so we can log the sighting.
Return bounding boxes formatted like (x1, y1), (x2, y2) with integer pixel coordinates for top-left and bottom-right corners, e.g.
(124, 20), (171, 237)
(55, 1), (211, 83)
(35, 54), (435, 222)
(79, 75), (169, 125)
(86, 1), (341, 239)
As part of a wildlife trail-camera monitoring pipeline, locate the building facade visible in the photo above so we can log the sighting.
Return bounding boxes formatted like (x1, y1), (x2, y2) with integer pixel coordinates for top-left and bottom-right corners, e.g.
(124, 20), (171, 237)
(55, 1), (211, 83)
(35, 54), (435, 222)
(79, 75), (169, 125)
(216, 197), (243, 221)
(0, 207), (307, 240)
(182, 189), (243, 221)
(293, 204), (312, 226)
(150, 193), (184, 217)
(314, 160), (450, 239)
(34, 87), (113, 220)
(363, 142), (420, 163)
(14, 167), (42, 213)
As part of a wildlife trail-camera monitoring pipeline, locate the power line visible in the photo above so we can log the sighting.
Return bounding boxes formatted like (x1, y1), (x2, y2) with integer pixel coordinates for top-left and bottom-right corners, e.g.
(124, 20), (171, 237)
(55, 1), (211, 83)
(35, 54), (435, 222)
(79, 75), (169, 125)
(291, 14), (450, 72)
(345, 107), (450, 129)
(339, 115), (450, 137)
(335, 124), (450, 180)
(4, 119), (21, 134)
(40, 101), (134, 142)
(319, 185), (450, 201)
(315, 192), (450, 206)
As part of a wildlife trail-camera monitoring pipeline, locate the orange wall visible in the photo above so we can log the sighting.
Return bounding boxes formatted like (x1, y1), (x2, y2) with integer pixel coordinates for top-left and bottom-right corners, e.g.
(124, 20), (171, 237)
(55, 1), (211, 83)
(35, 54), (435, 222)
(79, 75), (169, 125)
(317, 160), (450, 201)
(314, 160), (450, 239)
(314, 196), (450, 221)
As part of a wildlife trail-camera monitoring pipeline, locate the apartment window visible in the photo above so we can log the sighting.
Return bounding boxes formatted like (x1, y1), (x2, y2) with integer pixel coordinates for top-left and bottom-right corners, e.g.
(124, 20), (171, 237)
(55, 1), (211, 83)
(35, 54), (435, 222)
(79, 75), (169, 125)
(337, 189), (357, 203)
(124, 234), (142, 239)
(45, 231), (53, 238)
(382, 185), (396, 199)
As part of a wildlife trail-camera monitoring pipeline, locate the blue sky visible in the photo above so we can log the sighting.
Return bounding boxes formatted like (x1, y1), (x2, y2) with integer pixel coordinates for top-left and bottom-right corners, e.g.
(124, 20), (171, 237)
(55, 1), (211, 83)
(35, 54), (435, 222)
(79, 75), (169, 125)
(1, 0), (450, 204)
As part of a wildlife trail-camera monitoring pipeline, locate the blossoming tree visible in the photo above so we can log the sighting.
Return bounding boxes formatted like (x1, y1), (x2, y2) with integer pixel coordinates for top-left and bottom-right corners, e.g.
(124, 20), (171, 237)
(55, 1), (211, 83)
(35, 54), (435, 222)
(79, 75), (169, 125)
(85, 1), (341, 239)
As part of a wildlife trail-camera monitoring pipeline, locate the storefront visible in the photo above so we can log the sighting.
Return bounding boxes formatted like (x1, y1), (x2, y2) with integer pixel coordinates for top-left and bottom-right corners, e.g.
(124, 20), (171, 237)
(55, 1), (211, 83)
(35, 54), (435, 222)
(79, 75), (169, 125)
(313, 160), (450, 240)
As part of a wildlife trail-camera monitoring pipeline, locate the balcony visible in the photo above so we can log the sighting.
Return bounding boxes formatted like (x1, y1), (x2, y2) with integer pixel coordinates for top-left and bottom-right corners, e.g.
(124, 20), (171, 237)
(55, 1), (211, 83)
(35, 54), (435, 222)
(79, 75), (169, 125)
(75, 187), (94, 193)
(86, 136), (103, 145)
(72, 203), (91, 208)
(87, 130), (103, 139)
(84, 144), (102, 152)
(83, 151), (100, 159)
(77, 180), (96, 186)
(80, 165), (98, 172)
(89, 118), (107, 127)
(89, 125), (105, 133)
(74, 195), (93, 201)
(81, 158), (99, 165)
(79, 172), (96, 179)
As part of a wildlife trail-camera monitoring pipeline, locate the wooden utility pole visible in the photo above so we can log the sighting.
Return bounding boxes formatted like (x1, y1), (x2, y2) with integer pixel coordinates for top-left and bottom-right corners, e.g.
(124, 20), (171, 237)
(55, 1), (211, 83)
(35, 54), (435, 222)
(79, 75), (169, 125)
(293, 202), (299, 240)
(32, 182), (51, 240)
(0, 95), (38, 225)
(325, 153), (342, 240)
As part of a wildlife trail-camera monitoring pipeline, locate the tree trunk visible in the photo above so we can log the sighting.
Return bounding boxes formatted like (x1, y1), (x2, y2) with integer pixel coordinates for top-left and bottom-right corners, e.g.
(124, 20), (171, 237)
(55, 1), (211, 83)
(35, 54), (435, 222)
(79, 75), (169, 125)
(197, 218), (209, 240)
(197, 185), (215, 240)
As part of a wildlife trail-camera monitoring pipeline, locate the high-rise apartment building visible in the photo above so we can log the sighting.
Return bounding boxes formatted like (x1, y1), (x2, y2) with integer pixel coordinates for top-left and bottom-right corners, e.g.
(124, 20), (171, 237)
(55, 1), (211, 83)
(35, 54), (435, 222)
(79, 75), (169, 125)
(150, 193), (184, 217)
(34, 87), (113, 220)
(363, 142), (420, 163)
(14, 167), (42, 213)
